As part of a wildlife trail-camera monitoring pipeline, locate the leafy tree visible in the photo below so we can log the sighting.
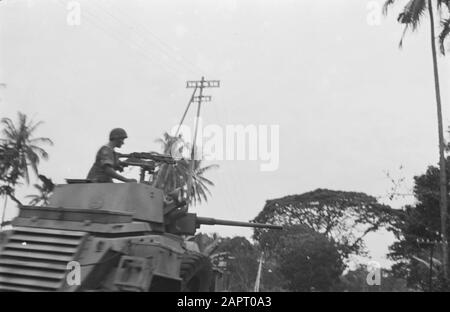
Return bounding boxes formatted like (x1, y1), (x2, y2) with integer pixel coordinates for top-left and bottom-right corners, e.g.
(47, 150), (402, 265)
(383, 0), (450, 279)
(192, 233), (260, 291)
(213, 236), (259, 292)
(258, 224), (344, 292)
(336, 265), (409, 292)
(253, 189), (394, 259)
(153, 132), (218, 205)
(388, 158), (450, 290)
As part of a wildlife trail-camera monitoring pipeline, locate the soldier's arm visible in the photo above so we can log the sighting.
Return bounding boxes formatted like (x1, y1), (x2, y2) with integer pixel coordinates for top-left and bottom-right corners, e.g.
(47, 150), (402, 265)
(104, 165), (136, 183)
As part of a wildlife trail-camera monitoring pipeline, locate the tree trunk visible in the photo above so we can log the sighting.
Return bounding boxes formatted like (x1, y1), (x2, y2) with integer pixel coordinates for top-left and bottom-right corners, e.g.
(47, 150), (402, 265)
(1, 196), (8, 230)
(428, 0), (449, 280)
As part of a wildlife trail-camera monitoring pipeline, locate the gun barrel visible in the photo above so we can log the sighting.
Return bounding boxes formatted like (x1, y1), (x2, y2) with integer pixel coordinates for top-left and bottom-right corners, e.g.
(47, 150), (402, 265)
(196, 216), (282, 230)
(119, 152), (176, 164)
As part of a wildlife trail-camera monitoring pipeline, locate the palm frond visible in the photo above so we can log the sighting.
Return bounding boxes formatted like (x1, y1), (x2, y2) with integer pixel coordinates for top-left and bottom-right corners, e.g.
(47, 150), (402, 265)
(397, 0), (427, 31)
(27, 196), (41, 206)
(399, 24), (410, 48)
(198, 176), (215, 187)
(31, 183), (44, 191)
(196, 164), (219, 175)
(30, 137), (54, 146)
(38, 174), (54, 191)
(437, 0), (450, 9)
(22, 164), (30, 184)
(439, 18), (450, 54)
(25, 147), (40, 172)
(30, 145), (49, 160)
(196, 184), (208, 203)
(27, 120), (44, 135)
(197, 179), (213, 196)
(383, 0), (397, 15)
(1, 118), (18, 140)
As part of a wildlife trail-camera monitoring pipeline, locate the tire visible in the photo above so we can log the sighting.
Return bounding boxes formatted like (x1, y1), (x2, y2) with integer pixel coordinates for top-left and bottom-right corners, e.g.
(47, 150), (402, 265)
(180, 251), (213, 292)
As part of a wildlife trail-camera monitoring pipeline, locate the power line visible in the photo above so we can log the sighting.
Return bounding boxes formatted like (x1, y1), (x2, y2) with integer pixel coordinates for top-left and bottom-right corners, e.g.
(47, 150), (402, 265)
(88, 0), (204, 77)
(106, 0), (206, 76)
(85, 1), (184, 74)
(57, 0), (183, 75)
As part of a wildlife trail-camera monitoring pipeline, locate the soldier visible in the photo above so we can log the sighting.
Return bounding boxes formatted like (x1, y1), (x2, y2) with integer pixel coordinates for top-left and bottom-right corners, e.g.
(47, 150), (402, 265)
(86, 128), (137, 183)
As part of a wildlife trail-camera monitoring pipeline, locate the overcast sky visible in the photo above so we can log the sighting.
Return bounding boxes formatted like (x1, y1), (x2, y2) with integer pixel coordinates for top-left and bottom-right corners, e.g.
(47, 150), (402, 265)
(1, 0), (450, 267)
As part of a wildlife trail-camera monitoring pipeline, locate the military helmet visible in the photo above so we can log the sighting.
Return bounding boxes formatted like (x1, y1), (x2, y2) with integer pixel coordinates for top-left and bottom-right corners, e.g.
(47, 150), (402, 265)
(109, 128), (128, 140)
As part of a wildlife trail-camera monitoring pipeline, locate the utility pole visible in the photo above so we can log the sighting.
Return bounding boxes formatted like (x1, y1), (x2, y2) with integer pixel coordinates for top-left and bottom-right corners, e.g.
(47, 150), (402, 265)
(185, 77), (220, 203)
(254, 252), (264, 292)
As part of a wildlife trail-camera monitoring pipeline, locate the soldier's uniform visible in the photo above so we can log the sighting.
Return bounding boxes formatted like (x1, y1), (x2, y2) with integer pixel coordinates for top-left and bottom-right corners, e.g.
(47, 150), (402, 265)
(86, 145), (119, 183)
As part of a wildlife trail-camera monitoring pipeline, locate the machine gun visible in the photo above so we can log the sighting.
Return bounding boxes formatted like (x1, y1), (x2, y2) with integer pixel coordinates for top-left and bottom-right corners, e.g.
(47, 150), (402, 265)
(118, 152), (177, 183)
(119, 152), (176, 164)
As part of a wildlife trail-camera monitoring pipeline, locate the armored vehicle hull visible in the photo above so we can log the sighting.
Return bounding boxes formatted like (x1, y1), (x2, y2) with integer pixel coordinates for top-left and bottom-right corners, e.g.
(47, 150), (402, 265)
(0, 180), (280, 291)
(0, 183), (212, 291)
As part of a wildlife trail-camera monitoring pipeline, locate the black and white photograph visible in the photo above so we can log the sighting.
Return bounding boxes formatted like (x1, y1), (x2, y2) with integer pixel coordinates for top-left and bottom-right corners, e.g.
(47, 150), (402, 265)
(1, 0), (450, 295)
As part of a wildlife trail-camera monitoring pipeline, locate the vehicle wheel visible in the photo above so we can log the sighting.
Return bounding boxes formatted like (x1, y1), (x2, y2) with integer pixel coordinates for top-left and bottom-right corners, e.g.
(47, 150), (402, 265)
(180, 251), (212, 292)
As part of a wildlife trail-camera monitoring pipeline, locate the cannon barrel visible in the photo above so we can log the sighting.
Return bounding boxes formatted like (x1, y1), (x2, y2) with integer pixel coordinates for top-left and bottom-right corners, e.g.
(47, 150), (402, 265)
(196, 216), (282, 230)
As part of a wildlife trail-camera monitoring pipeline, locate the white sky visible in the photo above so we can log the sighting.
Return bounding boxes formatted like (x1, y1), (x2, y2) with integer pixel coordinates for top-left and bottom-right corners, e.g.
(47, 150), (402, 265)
(1, 0), (450, 268)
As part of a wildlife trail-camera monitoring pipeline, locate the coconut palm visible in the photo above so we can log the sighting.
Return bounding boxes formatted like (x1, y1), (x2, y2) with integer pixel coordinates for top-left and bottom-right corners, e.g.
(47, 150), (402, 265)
(153, 132), (218, 205)
(0, 112), (53, 183)
(26, 174), (55, 206)
(0, 112), (53, 228)
(0, 143), (23, 228)
(383, 0), (450, 279)
(0, 143), (21, 185)
(153, 132), (188, 192)
(182, 158), (219, 205)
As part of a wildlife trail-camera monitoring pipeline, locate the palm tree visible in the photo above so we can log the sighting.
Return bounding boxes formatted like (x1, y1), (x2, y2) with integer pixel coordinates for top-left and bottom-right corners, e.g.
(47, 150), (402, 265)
(0, 143), (23, 228)
(0, 143), (22, 186)
(0, 112), (53, 183)
(26, 174), (55, 206)
(153, 132), (188, 192)
(384, 0), (450, 280)
(153, 132), (218, 205)
(0, 112), (53, 228)
(184, 158), (219, 205)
